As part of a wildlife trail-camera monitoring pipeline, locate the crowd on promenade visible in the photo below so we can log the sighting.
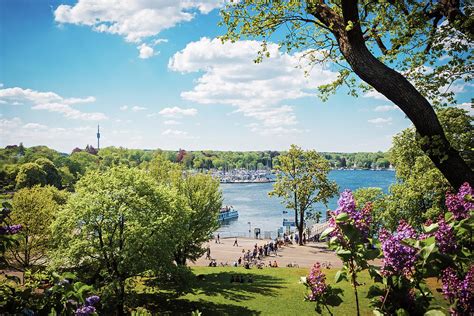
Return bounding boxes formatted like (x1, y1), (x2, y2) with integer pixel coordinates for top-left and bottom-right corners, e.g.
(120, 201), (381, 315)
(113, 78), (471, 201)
(206, 232), (318, 269)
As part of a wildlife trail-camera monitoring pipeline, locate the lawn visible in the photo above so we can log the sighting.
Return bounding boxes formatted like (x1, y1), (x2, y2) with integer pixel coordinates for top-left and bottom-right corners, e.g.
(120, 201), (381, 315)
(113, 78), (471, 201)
(130, 267), (447, 315)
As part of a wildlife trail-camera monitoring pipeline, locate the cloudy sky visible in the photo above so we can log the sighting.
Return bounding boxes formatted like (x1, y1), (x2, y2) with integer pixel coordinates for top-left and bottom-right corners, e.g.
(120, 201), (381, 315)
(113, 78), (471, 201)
(0, 1), (472, 153)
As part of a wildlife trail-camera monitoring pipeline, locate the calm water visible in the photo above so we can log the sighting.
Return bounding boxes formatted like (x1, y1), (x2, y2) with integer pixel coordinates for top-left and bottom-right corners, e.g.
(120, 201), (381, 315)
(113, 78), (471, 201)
(217, 170), (395, 235)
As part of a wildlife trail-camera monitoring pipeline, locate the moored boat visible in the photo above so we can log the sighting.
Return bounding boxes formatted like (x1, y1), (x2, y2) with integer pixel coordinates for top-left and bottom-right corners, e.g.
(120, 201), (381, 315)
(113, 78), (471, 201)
(218, 206), (239, 221)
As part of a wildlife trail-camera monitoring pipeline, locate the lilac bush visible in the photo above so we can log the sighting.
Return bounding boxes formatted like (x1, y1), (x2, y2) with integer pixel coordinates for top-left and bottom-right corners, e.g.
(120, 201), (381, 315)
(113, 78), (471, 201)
(306, 262), (328, 301)
(322, 190), (378, 316)
(0, 224), (22, 235)
(304, 262), (343, 315)
(379, 220), (417, 277)
(75, 295), (100, 316)
(441, 266), (473, 315)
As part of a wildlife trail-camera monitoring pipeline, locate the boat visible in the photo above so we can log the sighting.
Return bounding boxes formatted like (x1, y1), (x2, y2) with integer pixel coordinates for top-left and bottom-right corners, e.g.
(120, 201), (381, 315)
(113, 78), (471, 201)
(218, 206), (239, 221)
(283, 219), (296, 227)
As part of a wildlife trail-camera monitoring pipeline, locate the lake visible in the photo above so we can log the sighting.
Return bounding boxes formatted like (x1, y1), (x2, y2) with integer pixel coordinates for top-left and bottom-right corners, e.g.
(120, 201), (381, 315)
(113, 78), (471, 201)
(217, 170), (395, 236)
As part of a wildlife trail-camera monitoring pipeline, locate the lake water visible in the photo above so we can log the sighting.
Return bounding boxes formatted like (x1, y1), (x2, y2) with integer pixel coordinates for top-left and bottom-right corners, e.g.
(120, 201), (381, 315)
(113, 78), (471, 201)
(217, 170), (395, 236)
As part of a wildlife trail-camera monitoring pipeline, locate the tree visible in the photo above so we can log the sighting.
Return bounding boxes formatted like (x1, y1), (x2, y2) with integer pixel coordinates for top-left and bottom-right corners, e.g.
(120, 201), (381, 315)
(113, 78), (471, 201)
(50, 167), (175, 315)
(385, 107), (472, 229)
(7, 186), (67, 271)
(353, 187), (387, 232)
(35, 158), (62, 188)
(149, 156), (223, 265)
(220, 0), (473, 189)
(171, 173), (222, 265)
(15, 163), (47, 189)
(270, 145), (338, 245)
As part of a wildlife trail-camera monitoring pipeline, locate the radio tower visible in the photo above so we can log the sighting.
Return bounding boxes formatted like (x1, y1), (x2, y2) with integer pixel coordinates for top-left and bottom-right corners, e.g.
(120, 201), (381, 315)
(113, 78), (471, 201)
(97, 124), (101, 150)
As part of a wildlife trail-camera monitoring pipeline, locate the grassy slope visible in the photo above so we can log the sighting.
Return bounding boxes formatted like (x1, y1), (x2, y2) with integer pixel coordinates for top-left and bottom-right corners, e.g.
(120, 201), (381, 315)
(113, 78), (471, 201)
(131, 267), (446, 315)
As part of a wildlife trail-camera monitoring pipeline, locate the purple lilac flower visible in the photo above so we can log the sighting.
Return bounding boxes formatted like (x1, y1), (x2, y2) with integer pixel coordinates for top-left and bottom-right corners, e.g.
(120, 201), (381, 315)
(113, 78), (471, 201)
(435, 218), (457, 253)
(445, 182), (473, 220)
(0, 224), (22, 235)
(75, 305), (96, 316)
(379, 221), (417, 277)
(307, 262), (328, 301)
(329, 190), (372, 239)
(85, 295), (100, 306)
(441, 266), (474, 315)
(337, 189), (356, 213)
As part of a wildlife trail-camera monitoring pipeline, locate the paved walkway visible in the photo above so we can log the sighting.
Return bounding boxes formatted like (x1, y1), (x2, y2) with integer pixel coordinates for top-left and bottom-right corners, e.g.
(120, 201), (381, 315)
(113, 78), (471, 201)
(190, 237), (342, 268)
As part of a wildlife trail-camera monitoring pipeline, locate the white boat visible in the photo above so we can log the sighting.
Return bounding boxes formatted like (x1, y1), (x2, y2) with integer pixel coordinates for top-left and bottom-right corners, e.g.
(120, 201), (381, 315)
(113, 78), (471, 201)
(218, 206), (239, 221)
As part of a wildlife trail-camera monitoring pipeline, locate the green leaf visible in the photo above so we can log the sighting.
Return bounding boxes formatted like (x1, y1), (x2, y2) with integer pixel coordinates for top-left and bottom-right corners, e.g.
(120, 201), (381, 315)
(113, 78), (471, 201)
(334, 270), (347, 283)
(320, 227), (334, 240)
(423, 223), (438, 234)
(367, 285), (385, 298)
(424, 310), (445, 316)
(395, 308), (410, 316)
(335, 212), (349, 223)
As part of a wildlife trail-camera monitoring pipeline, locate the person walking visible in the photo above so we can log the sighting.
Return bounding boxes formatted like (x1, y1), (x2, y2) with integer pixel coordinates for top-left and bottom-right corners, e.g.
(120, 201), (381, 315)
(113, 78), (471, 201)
(206, 247), (211, 260)
(233, 238), (238, 246)
(217, 233), (220, 244)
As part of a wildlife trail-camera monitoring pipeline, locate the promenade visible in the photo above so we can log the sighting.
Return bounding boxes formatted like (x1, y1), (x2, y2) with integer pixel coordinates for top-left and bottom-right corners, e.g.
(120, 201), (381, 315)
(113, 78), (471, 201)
(190, 237), (342, 268)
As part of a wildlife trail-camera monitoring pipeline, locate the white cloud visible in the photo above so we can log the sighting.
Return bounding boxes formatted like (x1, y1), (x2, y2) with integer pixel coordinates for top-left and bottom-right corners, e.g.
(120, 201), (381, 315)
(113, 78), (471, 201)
(374, 105), (397, 112)
(169, 37), (337, 130)
(368, 117), (393, 126)
(164, 120), (181, 125)
(159, 106), (197, 118)
(23, 123), (48, 130)
(131, 105), (147, 112)
(138, 43), (155, 59)
(0, 86), (107, 121)
(364, 90), (389, 101)
(153, 38), (168, 45)
(120, 105), (128, 111)
(162, 128), (197, 139)
(54, 0), (223, 43)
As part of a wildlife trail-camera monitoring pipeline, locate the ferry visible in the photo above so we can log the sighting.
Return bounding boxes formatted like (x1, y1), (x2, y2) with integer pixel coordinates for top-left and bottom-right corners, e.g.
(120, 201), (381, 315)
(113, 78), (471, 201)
(218, 206), (239, 221)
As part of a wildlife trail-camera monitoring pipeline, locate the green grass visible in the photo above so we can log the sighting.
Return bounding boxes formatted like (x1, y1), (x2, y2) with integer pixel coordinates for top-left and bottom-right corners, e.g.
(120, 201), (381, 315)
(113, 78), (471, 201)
(130, 267), (446, 315)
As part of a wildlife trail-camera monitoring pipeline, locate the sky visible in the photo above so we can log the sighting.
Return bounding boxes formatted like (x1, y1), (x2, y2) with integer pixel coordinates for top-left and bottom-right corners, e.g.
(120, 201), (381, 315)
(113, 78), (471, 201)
(0, 0), (472, 153)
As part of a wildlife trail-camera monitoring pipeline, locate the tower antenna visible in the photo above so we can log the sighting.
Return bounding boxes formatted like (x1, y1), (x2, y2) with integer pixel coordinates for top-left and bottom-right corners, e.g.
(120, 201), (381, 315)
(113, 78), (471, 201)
(97, 124), (100, 150)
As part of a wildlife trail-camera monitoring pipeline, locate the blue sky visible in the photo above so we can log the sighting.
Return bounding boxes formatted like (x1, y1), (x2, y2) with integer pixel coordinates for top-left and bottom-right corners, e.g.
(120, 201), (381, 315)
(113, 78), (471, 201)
(0, 0), (472, 153)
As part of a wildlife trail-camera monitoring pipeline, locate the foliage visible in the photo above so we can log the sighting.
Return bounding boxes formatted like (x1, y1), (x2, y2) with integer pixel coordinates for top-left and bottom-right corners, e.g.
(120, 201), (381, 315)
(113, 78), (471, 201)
(366, 183), (473, 315)
(170, 173), (222, 266)
(386, 107), (473, 230)
(303, 262), (343, 315)
(0, 201), (22, 269)
(149, 155), (223, 266)
(353, 187), (387, 232)
(7, 186), (67, 271)
(50, 167), (176, 314)
(15, 162), (47, 189)
(270, 145), (338, 245)
(0, 270), (98, 315)
(35, 158), (62, 188)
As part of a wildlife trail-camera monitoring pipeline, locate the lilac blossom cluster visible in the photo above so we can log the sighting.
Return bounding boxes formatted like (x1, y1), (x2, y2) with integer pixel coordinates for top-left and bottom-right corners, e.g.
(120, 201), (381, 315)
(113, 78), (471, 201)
(441, 266), (473, 315)
(307, 262), (328, 301)
(379, 220), (417, 277)
(0, 224), (22, 235)
(75, 295), (100, 316)
(328, 189), (372, 239)
(435, 218), (457, 253)
(445, 182), (474, 220)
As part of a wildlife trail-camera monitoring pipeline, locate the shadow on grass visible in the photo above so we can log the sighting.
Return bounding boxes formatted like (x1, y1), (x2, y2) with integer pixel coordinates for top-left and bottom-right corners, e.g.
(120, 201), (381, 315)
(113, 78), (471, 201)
(128, 270), (285, 314)
(129, 294), (261, 315)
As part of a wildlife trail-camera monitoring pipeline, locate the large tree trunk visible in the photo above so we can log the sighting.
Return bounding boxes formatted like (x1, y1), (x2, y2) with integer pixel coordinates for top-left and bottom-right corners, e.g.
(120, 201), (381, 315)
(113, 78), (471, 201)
(311, 1), (474, 189)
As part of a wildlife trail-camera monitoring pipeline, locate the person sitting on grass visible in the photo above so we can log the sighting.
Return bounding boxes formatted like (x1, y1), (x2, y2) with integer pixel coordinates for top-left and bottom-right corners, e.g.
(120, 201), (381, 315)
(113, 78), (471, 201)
(272, 260), (278, 268)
